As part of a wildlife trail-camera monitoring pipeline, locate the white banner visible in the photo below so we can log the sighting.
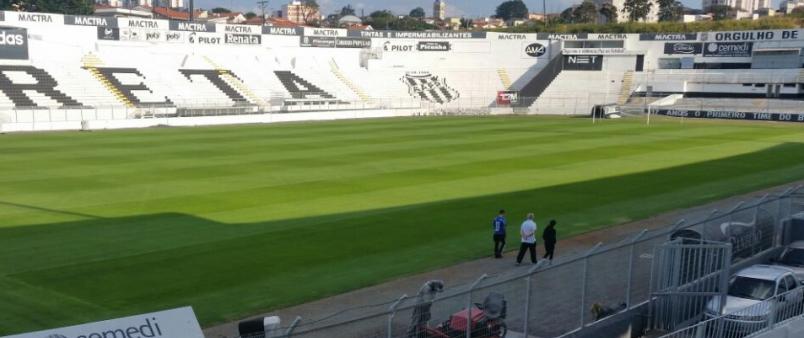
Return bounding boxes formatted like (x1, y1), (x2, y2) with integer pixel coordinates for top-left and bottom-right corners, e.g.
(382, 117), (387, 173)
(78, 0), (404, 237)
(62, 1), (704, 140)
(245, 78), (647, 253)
(2, 307), (204, 338)
(563, 48), (626, 55)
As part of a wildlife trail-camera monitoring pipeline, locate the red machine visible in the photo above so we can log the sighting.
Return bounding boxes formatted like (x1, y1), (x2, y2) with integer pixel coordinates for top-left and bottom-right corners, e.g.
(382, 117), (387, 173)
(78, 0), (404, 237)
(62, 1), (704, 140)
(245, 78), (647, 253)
(407, 281), (507, 338)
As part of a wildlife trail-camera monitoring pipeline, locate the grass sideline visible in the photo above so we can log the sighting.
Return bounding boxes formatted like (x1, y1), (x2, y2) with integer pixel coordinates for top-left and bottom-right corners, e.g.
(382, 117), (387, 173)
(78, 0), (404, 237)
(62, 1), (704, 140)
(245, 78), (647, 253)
(1, 116), (803, 334)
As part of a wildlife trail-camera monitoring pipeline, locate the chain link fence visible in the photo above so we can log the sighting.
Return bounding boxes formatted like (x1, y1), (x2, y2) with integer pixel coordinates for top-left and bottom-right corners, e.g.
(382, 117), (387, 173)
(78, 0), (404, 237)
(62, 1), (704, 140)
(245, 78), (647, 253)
(232, 186), (803, 338)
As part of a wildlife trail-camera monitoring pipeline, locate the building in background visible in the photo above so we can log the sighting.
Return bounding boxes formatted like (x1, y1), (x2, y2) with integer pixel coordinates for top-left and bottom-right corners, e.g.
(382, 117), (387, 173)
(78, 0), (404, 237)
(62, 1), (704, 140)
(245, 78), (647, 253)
(433, 0), (447, 21)
(280, 0), (321, 24)
(593, 0), (659, 22)
(96, 0), (184, 9)
(779, 0), (804, 13)
(701, 0), (772, 13)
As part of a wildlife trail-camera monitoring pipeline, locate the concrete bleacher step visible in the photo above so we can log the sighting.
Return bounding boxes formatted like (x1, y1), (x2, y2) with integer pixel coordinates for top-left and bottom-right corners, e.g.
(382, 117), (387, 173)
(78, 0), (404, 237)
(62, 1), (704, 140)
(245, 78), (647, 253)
(202, 56), (266, 107)
(497, 68), (513, 90)
(617, 71), (634, 106)
(799, 69), (804, 83)
(329, 59), (370, 102)
(81, 53), (135, 108)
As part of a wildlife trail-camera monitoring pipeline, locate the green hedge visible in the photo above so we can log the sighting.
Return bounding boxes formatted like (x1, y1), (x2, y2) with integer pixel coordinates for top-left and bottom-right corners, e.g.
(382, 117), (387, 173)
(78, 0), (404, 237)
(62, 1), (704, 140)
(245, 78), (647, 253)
(493, 16), (802, 34)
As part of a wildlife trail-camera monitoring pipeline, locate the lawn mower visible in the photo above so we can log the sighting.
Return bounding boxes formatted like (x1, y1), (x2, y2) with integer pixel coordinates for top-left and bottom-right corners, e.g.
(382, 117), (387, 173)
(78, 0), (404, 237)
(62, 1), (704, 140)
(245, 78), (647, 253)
(407, 280), (507, 338)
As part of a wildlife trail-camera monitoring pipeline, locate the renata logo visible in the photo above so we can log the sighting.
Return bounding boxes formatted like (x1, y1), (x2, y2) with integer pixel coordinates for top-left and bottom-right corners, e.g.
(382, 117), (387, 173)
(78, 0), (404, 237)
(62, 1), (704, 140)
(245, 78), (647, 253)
(0, 31), (25, 46)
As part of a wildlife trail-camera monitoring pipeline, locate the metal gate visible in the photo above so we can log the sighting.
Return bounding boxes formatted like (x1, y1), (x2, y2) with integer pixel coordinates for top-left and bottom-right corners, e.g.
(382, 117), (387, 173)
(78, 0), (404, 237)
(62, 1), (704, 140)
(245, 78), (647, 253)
(649, 239), (732, 332)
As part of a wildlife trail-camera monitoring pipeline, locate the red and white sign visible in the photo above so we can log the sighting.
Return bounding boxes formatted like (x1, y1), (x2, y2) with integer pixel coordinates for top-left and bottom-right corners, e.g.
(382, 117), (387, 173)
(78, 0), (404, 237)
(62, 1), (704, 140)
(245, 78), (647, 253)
(496, 91), (519, 105)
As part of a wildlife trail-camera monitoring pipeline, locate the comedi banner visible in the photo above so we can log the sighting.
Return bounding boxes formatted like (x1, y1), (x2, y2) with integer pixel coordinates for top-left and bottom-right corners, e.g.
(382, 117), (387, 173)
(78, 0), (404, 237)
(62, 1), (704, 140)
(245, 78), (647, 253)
(657, 109), (804, 123)
(703, 42), (753, 57)
(1, 307), (205, 338)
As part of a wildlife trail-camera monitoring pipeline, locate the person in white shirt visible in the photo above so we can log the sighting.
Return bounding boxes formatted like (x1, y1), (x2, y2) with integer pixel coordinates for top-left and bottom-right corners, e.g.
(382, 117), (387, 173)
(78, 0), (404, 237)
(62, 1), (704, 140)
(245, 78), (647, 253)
(516, 213), (538, 265)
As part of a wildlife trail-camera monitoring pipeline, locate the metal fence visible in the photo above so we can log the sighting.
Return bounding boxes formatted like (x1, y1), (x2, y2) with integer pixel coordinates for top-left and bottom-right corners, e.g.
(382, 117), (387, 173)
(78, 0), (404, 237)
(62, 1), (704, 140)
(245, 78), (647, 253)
(0, 94), (624, 125)
(657, 97), (804, 115)
(659, 285), (804, 338)
(237, 185), (804, 338)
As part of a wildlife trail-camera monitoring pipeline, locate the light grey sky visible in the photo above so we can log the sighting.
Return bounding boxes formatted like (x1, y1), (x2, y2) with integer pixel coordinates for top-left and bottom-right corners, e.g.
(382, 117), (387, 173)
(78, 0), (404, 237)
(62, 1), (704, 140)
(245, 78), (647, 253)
(195, 0), (718, 17)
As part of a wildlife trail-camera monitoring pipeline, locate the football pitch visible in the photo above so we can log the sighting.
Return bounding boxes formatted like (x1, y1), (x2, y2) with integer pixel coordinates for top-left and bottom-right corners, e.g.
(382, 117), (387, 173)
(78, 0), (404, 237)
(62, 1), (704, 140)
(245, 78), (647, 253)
(1, 115), (804, 334)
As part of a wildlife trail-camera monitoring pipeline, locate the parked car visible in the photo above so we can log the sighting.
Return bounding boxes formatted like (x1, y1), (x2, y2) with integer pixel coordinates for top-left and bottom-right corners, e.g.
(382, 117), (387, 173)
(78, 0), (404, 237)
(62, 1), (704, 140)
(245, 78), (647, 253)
(704, 265), (803, 334)
(590, 104), (622, 119)
(772, 241), (804, 283)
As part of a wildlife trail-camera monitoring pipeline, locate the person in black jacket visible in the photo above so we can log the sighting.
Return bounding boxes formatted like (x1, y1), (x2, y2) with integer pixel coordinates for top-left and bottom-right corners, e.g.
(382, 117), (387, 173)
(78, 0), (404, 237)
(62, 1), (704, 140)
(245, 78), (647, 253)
(542, 219), (557, 262)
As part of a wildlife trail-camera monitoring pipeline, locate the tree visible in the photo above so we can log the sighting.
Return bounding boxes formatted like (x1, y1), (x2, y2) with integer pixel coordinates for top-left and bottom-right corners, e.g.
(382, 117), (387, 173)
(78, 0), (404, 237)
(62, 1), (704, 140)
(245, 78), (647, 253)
(368, 10), (396, 29)
(409, 7), (426, 19)
(340, 4), (355, 16)
(559, 7), (576, 23)
(573, 0), (598, 23)
(245, 12), (257, 19)
(599, 3), (619, 23)
(390, 16), (436, 30)
(622, 0), (652, 21)
(460, 17), (473, 29)
(707, 5), (735, 20)
(300, 0), (320, 25)
(211, 7), (231, 14)
(657, 0), (683, 21)
(495, 0), (529, 22)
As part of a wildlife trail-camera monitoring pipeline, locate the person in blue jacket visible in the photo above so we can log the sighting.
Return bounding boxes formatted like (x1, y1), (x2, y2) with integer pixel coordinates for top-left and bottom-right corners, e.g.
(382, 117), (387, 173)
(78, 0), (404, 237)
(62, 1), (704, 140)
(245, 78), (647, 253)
(492, 209), (507, 258)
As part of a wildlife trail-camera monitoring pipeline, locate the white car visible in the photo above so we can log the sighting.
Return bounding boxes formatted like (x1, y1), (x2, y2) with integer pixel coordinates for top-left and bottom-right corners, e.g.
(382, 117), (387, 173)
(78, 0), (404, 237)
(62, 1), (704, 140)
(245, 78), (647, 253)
(773, 241), (804, 283)
(705, 265), (803, 333)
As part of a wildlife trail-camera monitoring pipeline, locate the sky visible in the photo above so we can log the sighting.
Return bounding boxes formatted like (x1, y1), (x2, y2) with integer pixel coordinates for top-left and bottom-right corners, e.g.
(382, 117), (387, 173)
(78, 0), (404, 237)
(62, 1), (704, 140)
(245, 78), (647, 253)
(194, 0), (718, 17)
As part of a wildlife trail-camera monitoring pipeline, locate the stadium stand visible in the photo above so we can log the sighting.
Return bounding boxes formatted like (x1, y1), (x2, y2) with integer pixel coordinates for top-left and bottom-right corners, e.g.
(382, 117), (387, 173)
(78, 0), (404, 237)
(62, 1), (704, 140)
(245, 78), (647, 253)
(0, 13), (801, 132)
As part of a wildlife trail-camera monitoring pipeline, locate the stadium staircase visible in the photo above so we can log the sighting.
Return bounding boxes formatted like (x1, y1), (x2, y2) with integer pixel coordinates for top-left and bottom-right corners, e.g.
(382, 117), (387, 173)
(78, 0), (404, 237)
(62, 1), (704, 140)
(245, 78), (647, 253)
(202, 56), (266, 108)
(497, 68), (513, 90)
(617, 71), (634, 105)
(799, 69), (804, 83)
(81, 53), (134, 108)
(516, 52), (563, 109)
(329, 59), (370, 102)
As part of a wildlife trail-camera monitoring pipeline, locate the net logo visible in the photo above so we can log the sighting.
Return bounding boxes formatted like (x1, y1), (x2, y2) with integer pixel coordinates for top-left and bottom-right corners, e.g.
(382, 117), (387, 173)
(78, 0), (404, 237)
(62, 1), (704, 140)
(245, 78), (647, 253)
(0, 31), (25, 46)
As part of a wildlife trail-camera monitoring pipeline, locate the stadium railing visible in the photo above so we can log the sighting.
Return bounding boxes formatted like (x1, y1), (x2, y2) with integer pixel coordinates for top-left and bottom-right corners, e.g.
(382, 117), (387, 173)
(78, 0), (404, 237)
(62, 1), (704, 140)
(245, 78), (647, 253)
(234, 186), (804, 338)
(0, 94), (625, 125)
(658, 286), (804, 338)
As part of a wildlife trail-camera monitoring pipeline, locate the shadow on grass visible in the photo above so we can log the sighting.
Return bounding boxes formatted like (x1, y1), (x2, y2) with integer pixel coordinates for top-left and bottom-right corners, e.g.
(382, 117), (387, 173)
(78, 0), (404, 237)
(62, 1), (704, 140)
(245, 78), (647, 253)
(1, 142), (804, 334)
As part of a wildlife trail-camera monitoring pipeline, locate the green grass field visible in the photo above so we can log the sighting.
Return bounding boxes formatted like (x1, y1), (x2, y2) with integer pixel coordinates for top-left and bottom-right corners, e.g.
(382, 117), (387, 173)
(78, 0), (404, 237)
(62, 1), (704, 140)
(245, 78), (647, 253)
(1, 116), (803, 334)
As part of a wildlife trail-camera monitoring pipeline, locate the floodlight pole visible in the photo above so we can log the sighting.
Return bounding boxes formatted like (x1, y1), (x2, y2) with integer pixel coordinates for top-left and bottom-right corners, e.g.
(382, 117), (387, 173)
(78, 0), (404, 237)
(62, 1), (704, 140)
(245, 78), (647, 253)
(258, 0), (270, 25)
